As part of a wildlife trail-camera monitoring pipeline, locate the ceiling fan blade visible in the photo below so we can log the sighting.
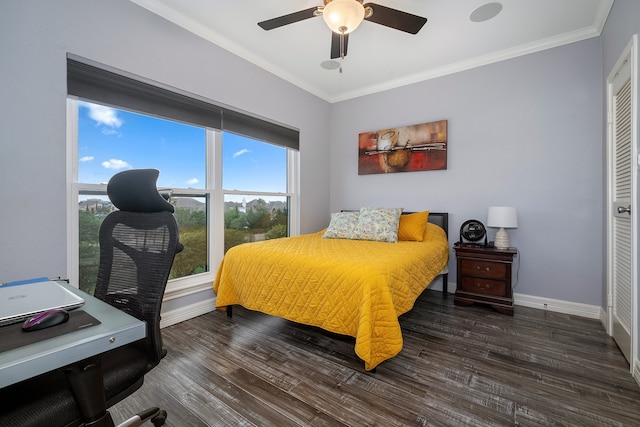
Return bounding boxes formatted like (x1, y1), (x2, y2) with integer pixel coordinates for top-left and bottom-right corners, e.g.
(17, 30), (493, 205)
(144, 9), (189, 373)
(363, 3), (427, 34)
(330, 32), (349, 59)
(258, 7), (319, 30)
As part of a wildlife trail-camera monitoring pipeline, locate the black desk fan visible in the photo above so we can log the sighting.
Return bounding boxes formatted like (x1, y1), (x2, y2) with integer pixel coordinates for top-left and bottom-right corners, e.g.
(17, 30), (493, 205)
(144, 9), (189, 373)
(458, 219), (488, 247)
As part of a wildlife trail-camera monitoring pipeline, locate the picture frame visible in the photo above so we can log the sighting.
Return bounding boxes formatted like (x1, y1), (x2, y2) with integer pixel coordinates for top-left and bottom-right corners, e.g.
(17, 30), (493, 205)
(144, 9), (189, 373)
(358, 119), (448, 175)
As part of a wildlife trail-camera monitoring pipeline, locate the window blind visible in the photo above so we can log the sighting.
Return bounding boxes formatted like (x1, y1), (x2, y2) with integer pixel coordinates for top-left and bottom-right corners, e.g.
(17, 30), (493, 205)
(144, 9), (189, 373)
(67, 56), (299, 150)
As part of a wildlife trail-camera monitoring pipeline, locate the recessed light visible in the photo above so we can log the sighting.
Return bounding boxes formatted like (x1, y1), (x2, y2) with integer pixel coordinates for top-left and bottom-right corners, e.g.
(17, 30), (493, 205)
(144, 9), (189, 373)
(470, 2), (503, 23)
(320, 60), (341, 70)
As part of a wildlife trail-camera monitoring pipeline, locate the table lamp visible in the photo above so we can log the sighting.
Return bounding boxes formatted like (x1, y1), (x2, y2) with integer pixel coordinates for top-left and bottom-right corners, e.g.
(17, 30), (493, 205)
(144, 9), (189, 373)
(487, 207), (518, 249)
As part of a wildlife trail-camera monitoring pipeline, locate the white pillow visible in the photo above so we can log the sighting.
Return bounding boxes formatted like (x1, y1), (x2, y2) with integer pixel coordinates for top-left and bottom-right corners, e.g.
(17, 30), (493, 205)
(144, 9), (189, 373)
(322, 211), (360, 239)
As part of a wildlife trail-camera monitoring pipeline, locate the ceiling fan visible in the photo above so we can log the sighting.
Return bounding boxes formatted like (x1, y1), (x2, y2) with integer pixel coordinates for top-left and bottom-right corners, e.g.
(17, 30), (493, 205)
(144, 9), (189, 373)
(257, 0), (427, 60)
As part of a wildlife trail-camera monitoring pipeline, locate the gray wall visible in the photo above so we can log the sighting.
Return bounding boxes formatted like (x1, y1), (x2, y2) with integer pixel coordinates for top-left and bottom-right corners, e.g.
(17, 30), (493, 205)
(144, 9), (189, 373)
(329, 38), (604, 305)
(0, 0), (331, 299)
(602, 0), (640, 73)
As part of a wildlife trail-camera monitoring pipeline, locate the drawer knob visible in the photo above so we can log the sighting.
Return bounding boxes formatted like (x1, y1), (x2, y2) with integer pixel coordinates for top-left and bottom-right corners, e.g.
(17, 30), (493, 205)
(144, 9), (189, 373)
(476, 266), (490, 272)
(476, 283), (490, 290)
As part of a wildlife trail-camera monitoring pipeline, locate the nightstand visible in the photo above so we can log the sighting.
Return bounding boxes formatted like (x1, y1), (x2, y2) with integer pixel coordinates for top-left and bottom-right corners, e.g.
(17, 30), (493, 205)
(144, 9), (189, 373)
(454, 245), (517, 315)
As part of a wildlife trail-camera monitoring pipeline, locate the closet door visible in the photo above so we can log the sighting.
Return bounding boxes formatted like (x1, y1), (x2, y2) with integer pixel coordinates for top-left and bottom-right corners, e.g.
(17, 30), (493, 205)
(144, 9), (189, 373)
(607, 36), (638, 365)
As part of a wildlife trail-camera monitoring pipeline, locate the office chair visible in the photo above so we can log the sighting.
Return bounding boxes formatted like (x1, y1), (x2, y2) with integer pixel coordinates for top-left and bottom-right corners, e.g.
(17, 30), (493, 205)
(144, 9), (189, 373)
(0, 169), (182, 427)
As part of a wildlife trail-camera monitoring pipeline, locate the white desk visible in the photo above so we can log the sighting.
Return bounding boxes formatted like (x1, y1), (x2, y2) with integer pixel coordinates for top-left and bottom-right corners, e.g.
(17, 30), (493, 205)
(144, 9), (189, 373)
(0, 282), (146, 388)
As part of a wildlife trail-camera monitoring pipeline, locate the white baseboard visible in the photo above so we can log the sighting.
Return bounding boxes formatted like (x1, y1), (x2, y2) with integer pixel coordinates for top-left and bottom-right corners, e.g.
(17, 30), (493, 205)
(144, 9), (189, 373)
(599, 306), (610, 333)
(513, 293), (601, 319)
(160, 297), (216, 329)
(440, 280), (602, 320)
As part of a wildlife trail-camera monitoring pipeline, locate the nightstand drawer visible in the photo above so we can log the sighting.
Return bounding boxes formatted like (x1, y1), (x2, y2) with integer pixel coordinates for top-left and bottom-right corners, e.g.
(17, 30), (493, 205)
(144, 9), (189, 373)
(460, 259), (507, 279)
(454, 246), (517, 315)
(460, 276), (506, 296)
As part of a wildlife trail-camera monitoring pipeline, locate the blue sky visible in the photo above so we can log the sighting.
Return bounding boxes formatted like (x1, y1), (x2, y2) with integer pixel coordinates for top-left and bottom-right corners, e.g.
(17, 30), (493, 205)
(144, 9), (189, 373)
(78, 102), (287, 195)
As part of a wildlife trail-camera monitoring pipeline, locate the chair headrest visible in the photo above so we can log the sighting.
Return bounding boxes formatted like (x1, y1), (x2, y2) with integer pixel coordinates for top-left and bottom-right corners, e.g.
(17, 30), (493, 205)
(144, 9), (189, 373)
(107, 169), (174, 213)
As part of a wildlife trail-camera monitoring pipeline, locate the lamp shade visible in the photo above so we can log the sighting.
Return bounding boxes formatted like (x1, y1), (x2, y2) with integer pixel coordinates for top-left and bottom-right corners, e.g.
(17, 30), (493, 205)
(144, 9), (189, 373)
(323, 0), (365, 34)
(487, 207), (518, 228)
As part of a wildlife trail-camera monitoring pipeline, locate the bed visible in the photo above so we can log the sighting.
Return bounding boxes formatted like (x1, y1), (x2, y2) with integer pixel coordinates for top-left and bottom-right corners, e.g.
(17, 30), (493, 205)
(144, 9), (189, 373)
(213, 211), (449, 371)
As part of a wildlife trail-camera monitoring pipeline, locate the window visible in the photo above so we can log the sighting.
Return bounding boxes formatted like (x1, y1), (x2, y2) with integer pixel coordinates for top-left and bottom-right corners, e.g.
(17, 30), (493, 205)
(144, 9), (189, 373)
(222, 133), (289, 252)
(74, 103), (209, 294)
(67, 57), (299, 297)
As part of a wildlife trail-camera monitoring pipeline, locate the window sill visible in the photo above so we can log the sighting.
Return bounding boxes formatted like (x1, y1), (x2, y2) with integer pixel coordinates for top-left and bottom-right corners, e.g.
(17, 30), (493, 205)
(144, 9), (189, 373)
(164, 272), (216, 301)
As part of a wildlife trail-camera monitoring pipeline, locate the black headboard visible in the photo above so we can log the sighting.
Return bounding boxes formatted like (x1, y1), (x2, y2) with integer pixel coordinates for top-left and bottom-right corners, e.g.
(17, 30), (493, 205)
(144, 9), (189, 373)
(425, 212), (449, 295)
(427, 212), (448, 240)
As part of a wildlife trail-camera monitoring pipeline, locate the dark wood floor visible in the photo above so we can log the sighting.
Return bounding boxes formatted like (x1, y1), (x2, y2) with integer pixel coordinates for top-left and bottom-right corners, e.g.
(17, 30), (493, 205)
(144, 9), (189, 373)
(111, 290), (640, 426)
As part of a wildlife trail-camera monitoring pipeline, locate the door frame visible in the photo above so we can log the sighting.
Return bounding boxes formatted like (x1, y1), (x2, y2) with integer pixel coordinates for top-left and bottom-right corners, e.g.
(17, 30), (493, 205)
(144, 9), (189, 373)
(606, 34), (639, 381)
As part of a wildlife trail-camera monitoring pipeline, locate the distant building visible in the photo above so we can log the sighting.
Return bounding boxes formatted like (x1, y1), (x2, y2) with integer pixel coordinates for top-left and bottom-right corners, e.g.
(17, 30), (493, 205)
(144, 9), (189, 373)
(79, 199), (114, 214)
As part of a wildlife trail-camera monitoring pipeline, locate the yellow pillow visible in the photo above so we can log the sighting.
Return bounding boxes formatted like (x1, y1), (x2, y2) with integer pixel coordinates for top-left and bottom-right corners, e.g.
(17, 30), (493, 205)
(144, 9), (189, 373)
(397, 211), (429, 241)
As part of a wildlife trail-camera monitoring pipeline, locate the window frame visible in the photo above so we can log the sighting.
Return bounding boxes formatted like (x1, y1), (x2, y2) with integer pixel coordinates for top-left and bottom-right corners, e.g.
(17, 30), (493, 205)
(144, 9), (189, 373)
(66, 99), (299, 300)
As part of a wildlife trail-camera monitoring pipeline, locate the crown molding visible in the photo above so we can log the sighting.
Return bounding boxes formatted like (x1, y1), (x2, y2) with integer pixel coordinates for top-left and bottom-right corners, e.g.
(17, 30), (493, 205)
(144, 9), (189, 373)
(130, 0), (614, 104)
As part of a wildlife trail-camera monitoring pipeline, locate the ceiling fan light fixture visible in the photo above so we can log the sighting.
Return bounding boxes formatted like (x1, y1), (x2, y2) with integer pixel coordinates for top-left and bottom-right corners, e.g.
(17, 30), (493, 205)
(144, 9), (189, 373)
(322, 0), (365, 34)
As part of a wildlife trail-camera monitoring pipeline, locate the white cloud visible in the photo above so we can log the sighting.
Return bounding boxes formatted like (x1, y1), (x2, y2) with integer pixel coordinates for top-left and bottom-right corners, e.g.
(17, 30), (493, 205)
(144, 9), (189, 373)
(101, 128), (120, 136)
(79, 156), (94, 162)
(82, 103), (123, 128)
(102, 159), (130, 170)
(187, 178), (199, 185)
(233, 149), (250, 158)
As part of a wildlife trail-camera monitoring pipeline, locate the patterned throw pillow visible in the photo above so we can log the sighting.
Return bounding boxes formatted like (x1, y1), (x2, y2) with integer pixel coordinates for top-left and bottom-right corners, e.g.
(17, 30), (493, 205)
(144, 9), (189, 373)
(322, 211), (360, 239)
(351, 207), (403, 243)
(397, 211), (430, 241)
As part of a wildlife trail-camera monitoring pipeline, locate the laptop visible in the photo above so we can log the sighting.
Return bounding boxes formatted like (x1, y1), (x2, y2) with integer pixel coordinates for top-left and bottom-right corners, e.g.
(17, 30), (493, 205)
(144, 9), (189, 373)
(0, 278), (85, 326)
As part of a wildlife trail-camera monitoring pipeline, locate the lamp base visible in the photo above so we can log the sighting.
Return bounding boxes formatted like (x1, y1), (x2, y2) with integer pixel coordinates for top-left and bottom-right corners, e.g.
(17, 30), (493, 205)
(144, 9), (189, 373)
(494, 227), (510, 249)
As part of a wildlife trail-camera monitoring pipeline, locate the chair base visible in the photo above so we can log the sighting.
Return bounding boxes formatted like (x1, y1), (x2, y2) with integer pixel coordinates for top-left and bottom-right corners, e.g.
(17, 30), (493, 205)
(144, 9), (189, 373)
(118, 407), (166, 427)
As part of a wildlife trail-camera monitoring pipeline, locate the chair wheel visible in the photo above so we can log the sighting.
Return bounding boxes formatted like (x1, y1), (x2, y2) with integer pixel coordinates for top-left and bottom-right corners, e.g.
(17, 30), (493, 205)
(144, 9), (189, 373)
(151, 410), (167, 426)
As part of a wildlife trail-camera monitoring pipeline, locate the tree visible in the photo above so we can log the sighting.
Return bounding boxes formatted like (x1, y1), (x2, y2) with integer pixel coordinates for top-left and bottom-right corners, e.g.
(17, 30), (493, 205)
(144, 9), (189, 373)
(224, 229), (247, 253)
(174, 207), (205, 228)
(229, 215), (248, 230)
(265, 224), (287, 240)
(224, 208), (240, 228)
(170, 226), (207, 279)
(78, 211), (104, 295)
(246, 208), (270, 229)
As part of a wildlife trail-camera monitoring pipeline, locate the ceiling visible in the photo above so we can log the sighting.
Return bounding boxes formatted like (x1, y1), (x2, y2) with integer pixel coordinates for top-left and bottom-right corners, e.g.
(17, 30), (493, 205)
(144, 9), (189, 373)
(129, 0), (613, 103)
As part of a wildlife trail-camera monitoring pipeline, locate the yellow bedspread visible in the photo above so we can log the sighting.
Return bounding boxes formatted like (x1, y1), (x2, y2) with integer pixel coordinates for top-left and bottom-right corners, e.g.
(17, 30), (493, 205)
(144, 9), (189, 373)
(213, 223), (449, 370)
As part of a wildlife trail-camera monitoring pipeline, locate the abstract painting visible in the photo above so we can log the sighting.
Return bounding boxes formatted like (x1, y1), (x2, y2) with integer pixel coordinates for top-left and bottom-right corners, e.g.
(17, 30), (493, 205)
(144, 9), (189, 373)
(358, 119), (447, 175)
